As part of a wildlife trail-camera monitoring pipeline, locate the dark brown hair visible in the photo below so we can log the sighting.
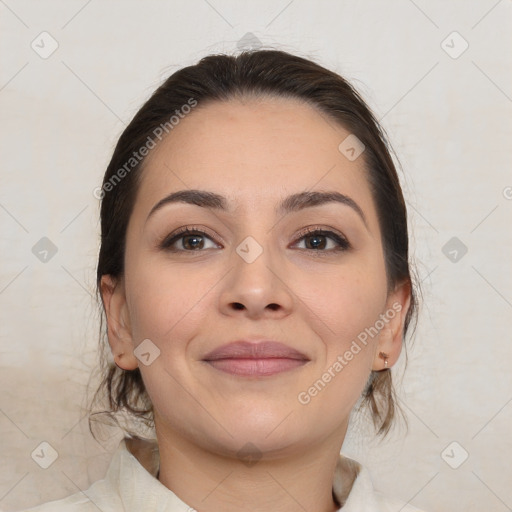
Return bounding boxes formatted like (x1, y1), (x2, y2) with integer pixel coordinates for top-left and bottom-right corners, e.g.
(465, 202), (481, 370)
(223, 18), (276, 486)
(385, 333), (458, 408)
(88, 49), (419, 442)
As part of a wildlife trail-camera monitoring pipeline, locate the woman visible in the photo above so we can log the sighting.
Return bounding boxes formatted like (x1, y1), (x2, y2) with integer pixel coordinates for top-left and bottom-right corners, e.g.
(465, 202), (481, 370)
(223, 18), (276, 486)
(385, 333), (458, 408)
(22, 49), (423, 511)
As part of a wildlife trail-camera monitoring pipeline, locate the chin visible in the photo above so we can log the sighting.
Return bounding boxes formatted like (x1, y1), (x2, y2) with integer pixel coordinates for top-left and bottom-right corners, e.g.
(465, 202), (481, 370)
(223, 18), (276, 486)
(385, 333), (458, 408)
(208, 428), (312, 462)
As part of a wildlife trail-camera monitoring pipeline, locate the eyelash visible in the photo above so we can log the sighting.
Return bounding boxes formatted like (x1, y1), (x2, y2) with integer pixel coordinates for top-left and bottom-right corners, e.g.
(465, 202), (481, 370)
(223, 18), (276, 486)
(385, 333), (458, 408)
(159, 225), (351, 254)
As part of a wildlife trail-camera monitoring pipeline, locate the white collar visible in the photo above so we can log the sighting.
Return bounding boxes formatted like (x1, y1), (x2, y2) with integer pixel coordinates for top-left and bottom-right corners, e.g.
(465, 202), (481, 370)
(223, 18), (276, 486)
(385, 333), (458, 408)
(98, 436), (388, 511)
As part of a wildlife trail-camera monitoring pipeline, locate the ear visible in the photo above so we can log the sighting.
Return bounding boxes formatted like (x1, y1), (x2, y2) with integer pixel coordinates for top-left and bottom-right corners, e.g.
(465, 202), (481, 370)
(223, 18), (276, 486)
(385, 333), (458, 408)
(371, 279), (412, 371)
(100, 274), (139, 371)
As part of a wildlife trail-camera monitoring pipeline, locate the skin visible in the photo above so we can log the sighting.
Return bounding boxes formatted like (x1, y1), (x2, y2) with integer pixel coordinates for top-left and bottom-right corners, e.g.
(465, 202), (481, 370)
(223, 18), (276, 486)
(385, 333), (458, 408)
(101, 97), (411, 512)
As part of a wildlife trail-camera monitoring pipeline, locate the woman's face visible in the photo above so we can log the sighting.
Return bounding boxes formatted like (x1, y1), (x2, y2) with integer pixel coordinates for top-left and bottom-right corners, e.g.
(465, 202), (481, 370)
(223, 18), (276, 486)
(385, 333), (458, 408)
(105, 97), (408, 458)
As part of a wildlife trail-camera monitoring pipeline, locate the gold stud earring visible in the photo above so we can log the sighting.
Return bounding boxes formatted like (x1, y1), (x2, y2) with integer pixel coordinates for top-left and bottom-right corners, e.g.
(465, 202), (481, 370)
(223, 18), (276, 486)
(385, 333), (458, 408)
(378, 351), (389, 369)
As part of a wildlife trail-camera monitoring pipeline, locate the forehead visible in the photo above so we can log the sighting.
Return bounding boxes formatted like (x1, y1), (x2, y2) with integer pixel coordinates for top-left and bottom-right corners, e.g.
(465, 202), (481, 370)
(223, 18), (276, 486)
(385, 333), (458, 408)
(133, 97), (377, 225)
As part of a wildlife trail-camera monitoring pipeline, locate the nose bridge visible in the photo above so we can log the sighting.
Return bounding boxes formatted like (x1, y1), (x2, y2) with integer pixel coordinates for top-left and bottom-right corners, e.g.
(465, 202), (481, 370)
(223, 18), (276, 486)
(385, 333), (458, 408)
(218, 227), (293, 317)
(231, 202), (277, 269)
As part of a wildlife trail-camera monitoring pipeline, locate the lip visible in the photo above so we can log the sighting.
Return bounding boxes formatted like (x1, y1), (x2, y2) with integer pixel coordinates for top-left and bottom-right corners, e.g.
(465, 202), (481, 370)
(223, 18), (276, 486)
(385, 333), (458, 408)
(202, 340), (309, 377)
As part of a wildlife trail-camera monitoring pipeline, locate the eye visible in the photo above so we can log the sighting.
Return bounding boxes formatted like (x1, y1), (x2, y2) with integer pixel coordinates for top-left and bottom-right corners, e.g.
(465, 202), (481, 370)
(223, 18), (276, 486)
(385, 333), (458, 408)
(292, 227), (350, 252)
(159, 226), (350, 253)
(159, 227), (220, 252)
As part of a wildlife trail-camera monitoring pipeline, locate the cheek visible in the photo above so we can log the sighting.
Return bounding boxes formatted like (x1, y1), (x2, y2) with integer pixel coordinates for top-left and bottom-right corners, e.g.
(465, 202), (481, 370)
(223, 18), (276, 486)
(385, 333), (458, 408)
(296, 261), (388, 345)
(125, 256), (219, 348)
(124, 259), (220, 416)
(294, 269), (386, 419)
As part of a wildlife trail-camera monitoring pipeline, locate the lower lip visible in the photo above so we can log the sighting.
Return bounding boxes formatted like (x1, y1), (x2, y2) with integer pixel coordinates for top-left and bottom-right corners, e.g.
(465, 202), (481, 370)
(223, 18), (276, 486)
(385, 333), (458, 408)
(205, 358), (307, 377)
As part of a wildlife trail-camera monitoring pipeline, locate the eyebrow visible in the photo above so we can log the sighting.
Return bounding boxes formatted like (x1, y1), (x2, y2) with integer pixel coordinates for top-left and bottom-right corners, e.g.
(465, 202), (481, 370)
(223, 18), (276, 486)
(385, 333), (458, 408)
(146, 189), (368, 229)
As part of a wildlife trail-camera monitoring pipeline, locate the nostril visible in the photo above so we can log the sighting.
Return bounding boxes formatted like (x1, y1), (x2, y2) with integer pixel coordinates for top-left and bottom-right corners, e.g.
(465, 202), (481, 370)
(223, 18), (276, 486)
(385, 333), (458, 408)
(230, 302), (280, 311)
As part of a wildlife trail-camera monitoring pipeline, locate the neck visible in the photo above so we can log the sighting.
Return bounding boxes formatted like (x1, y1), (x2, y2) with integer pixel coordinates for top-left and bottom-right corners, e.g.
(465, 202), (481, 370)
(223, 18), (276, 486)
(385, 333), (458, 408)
(155, 426), (348, 512)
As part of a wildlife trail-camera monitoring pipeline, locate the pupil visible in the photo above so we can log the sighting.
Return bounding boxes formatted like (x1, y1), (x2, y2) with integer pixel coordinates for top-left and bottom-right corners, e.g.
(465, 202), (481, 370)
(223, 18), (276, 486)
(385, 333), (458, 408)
(308, 234), (325, 249)
(184, 235), (203, 250)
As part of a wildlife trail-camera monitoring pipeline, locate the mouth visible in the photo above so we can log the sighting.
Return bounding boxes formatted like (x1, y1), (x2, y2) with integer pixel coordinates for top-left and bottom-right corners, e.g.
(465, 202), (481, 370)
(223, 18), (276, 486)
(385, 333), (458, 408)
(202, 340), (310, 377)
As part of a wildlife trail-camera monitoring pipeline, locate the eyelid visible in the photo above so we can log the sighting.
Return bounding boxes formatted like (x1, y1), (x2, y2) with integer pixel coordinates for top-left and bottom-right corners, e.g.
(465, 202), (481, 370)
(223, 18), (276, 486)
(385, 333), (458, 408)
(159, 224), (351, 252)
(158, 225), (223, 250)
(291, 225), (351, 251)
(293, 225), (348, 241)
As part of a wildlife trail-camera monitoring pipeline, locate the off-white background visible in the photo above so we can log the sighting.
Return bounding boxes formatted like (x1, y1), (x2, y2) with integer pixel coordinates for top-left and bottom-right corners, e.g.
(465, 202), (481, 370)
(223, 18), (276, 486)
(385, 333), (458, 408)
(1, 1), (511, 511)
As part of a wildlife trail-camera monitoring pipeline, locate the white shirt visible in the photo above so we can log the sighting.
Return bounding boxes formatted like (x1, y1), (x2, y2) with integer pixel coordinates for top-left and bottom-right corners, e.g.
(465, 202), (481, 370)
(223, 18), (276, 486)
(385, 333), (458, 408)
(18, 437), (425, 512)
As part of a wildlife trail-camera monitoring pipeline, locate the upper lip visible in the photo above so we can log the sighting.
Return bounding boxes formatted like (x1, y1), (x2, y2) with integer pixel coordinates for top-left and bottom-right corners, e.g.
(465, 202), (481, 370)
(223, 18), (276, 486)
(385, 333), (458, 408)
(203, 340), (309, 361)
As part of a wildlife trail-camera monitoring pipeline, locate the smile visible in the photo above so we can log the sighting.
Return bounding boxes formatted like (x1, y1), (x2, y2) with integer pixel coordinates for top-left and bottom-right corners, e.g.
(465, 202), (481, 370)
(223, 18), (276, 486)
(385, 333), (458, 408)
(202, 340), (310, 377)
(204, 357), (308, 377)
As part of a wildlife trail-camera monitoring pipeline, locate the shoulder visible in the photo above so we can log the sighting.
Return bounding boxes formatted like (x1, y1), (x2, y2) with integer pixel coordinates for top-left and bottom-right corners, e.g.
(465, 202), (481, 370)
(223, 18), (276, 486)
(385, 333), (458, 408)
(13, 439), (133, 512)
(14, 492), (104, 512)
(337, 454), (429, 512)
(14, 472), (122, 512)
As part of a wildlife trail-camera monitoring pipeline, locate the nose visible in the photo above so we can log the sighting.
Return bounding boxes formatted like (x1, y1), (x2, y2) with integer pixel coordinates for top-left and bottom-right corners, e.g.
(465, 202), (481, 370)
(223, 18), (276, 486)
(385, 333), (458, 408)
(218, 240), (294, 320)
